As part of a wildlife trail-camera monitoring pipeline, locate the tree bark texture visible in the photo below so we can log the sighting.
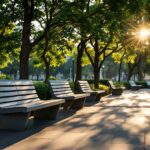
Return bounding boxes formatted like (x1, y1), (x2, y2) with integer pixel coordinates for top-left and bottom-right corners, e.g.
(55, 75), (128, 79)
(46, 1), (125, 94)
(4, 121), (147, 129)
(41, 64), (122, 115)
(127, 63), (136, 81)
(20, 0), (34, 79)
(75, 40), (86, 82)
(118, 60), (122, 82)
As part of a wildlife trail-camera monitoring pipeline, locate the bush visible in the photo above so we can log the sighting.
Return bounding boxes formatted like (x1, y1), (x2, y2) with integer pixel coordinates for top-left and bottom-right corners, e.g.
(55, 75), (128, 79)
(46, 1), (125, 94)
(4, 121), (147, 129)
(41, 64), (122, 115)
(114, 81), (127, 88)
(90, 83), (110, 95)
(0, 73), (12, 80)
(99, 79), (109, 85)
(136, 81), (147, 88)
(69, 81), (75, 92)
(33, 81), (51, 100)
(49, 76), (56, 80)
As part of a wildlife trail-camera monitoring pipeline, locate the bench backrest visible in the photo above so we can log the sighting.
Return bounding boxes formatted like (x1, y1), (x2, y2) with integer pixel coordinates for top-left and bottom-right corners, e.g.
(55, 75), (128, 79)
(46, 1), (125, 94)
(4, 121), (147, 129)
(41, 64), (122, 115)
(77, 80), (91, 93)
(0, 80), (39, 107)
(146, 81), (150, 85)
(48, 80), (73, 98)
(129, 81), (136, 86)
(108, 81), (116, 89)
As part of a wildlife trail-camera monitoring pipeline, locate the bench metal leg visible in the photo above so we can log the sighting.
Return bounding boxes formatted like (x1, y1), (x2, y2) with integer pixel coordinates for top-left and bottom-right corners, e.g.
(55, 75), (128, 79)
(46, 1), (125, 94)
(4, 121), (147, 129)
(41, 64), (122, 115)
(70, 98), (86, 110)
(0, 113), (30, 130)
(33, 105), (60, 120)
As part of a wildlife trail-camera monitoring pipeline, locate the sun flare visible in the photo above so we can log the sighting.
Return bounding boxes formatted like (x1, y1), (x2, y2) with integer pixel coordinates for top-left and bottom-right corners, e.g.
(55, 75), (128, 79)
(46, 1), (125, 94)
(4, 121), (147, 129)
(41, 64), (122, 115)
(139, 28), (150, 39)
(126, 24), (150, 47)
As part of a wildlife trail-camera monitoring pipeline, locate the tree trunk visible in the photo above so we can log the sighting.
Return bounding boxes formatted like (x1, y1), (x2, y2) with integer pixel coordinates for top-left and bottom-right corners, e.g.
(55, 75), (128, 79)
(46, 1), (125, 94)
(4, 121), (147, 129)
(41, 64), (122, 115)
(94, 66), (100, 89)
(42, 56), (50, 83)
(127, 63), (135, 81)
(20, 46), (31, 79)
(127, 71), (132, 81)
(75, 40), (86, 82)
(118, 60), (122, 82)
(20, 0), (34, 79)
(93, 38), (100, 89)
(41, 35), (50, 83)
(36, 74), (39, 81)
(136, 55), (143, 81)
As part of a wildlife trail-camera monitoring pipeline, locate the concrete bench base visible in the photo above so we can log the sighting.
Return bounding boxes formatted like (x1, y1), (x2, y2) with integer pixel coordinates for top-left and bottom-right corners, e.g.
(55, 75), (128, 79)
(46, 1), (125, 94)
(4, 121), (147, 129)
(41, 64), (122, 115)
(33, 104), (60, 120)
(112, 89), (123, 95)
(0, 113), (30, 130)
(70, 97), (86, 110)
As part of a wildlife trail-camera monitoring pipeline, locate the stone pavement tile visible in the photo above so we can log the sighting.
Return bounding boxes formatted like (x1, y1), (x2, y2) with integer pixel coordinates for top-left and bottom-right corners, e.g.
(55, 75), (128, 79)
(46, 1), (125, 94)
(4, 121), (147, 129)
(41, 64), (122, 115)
(5, 132), (87, 150)
(106, 144), (145, 150)
(121, 116), (148, 134)
(144, 132), (150, 146)
(73, 135), (109, 150)
(75, 106), (103, 115)
(110, 136), (144, 145)
(42, 121), (93, 133)
(5, 138), (52, 150)
(0, 130), (36, 149)
(90, 129), (144, 145)
(146, 146), (150, 150)
(99, 89), (150, 108)
(74, 127), (144, 150)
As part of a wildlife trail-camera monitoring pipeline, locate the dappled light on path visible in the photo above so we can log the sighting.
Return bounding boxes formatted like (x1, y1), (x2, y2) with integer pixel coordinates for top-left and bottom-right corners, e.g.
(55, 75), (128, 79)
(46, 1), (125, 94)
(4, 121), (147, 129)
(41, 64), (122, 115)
(1, 89), (150, 149)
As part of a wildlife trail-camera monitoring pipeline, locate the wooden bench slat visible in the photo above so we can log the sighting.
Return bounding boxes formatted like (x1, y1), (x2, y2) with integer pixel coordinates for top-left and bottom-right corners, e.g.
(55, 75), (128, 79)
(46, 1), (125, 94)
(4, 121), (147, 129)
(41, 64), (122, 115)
(50, 82), (69, 85)
(0, 99), (65, 113)
(50, 81), (70, 84)
(18, 90), (37, 95)
(0, 98), (39, 107)
(0, 81), (16, 86)
(20, 94), (39, 100)
(52, 88), (72, 92)
(51, 84), (70, 88)
(54, 90), (73, 94)
(16, 86), (35, 90)
(0, 87), (17, 92)
(0, 96), (20, 103)
(15, 80), (33, 85)
(79, 84), (90, 88)
(0, 91), (18, 98)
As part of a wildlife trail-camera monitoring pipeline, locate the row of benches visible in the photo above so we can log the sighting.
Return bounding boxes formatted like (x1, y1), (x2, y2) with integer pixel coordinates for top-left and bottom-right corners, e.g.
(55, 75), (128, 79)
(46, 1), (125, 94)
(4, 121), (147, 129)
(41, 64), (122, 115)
(0, 80), (106, 130)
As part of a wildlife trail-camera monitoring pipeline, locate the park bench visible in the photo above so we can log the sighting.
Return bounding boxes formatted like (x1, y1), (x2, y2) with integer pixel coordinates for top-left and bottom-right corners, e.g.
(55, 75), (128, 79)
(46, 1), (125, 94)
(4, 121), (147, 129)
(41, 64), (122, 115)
(146, 81), (150, 88)
(129, 80), (142, 90)
(77, 80), (105, 102)
(0, 80), (65, 130)
(108, 80), (124, 95)
(48, 80), (89, 110)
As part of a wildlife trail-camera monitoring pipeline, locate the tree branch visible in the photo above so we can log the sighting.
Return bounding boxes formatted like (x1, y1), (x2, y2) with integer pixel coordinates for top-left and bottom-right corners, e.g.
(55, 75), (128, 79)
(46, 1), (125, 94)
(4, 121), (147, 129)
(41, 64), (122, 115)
(85, 46), (94, 67)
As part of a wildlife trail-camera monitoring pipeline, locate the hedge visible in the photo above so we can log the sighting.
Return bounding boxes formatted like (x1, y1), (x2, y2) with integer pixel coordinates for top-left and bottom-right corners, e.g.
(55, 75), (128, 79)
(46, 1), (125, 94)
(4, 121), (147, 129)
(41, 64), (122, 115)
(33, 81), (51, 100)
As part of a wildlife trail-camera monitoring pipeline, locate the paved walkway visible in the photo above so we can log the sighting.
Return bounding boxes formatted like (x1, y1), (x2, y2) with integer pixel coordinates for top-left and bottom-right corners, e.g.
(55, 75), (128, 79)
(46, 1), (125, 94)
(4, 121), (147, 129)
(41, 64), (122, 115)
(1, 89), (150, 150)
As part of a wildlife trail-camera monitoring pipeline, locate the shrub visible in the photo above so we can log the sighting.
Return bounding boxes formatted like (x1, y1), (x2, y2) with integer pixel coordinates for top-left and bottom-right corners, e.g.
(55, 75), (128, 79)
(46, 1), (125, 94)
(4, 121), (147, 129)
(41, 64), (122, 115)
(49, 76), (56, 80)
(114, 81), (126, 88)
(69, 81), (74, 92)
(90, 83), (110, 95)
(136, 81), (147, 88)
(99, 79), (109, 85)
(33, 81), (51, 100)
(0, 73), (12, 80)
